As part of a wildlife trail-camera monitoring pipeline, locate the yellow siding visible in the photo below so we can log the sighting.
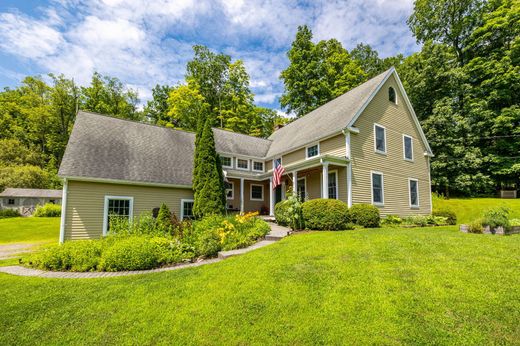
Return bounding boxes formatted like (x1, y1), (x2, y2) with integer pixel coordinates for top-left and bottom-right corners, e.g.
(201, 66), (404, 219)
(350, 74), (431, 216)
(65, 181), (194, 240)
(320, 134), (346, 157)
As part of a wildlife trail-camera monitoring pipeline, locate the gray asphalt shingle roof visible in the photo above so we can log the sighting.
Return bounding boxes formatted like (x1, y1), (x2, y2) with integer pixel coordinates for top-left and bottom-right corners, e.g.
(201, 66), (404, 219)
(0, 188), (62, 198)
(266, 68), (391, 157)
(59, 70), (395, 186)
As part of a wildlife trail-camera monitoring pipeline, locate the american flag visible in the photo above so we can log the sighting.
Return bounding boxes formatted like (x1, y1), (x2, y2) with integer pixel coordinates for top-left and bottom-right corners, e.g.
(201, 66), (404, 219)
(272, 160), (285, 189)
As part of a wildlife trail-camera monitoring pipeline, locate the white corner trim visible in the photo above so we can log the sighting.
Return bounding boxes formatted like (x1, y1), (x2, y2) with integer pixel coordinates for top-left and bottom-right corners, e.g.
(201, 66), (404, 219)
(59, 178), (68, 243)
(373, 123), (387, 155)
(370, 171), (385, 206)
(250, 183), (264, 201)
(408, 178), (420, 208)
(103, 195), (134, 236)
(180, 199), (194, 220)
(305, 142), (320, 159)
(403, 134), (414, 162)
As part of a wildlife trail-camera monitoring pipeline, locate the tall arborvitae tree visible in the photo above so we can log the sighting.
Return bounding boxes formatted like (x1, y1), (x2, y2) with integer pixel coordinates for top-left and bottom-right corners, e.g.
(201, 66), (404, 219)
(192, 116), (226, 217)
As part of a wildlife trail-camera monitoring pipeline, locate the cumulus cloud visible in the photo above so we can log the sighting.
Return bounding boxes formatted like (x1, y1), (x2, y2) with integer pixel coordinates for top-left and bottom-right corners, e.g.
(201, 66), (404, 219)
(0, 0), (419, 107)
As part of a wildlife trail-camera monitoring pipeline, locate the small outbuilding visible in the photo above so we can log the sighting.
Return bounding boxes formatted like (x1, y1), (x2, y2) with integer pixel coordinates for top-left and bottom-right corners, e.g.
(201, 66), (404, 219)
(0, 188), (62, 216)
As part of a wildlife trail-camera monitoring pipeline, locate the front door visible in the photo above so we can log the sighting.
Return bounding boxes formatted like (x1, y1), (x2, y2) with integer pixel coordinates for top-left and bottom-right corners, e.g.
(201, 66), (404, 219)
(275, 185), (282, 204)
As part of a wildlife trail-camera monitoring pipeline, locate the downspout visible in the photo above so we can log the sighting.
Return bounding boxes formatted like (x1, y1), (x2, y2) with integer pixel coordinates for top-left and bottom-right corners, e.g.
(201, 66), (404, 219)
(342, 129), (353, 207)
(59, 178), (68, 244)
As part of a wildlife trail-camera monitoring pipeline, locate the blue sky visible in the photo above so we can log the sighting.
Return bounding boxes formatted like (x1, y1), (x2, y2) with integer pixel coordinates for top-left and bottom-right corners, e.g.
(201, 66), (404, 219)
(0, 0), (419, 112)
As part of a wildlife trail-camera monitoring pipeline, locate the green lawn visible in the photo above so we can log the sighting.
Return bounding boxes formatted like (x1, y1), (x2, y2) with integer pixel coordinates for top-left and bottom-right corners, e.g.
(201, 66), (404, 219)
(0, 217), (60, 244)
(433, 197), (520, 224)
(1, 227), (519, 345)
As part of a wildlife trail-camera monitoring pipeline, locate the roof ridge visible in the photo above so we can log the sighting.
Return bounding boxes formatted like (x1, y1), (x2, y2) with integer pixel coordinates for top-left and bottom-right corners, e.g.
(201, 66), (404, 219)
(212, 127), (273, 142)
(268, 68), (394, 139)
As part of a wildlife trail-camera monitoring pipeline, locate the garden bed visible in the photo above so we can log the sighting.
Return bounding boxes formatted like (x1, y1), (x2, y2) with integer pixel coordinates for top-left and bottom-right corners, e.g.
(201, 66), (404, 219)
(460, 224), (520, 235)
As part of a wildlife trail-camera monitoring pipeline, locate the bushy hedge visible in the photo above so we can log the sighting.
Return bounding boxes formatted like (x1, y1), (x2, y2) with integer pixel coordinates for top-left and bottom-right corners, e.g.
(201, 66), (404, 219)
(274, 200), (291, 226)
(33, 203), (61, 217)
(432, 209), (457, 225)
(27, 211), (270, 272)
(301, 199), (351, 230)
(347, 204), (380, 228)
(0, 209), (20, 219)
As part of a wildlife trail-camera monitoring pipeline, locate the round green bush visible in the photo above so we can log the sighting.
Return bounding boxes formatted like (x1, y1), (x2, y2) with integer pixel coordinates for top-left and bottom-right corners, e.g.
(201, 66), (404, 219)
(274, 200), (291, 226)
(29, 240), (105, 272)
(99, 237), (160, 271)
(33, 203), (61, 217)
(0, 209), (21, 218)
(432, 209), (457, 225)
(347, 204), (380, 228)
(301, 199), (349, 230)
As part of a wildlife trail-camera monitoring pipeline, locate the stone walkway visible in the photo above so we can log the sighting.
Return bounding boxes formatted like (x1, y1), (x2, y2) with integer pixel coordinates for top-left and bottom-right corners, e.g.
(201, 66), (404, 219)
(0, 221), (290, 279)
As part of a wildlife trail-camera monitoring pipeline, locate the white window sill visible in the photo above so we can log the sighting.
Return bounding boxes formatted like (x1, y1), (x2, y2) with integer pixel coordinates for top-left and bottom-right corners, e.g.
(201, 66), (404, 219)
(375, 150), (387, 156)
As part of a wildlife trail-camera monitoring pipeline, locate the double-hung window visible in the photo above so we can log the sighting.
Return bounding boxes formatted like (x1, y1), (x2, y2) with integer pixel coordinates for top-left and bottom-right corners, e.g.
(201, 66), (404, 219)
(374, 124), (386, 154)
(306, 144), (319, 159)
(221, 156), (232, 168)
(103, 196), (133, 235)
(237, 158), (249, 170)
(403, 135), (413, 161)
(181, 199), (194, 219)
(328, 171), (338, 199)
(253, 161), (264, 172)
(297, 178), (306, 201)
(371, 172), (384, 205)
(409, 179), (419, 207)
(250, 184), (264, 201)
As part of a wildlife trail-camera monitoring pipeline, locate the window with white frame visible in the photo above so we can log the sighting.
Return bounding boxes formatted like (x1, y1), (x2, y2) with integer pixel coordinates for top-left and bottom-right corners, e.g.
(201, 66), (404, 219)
(409, 179), (419, 207)
(104, 196), (133, 234)
(253, 161), (264, 172)
(221, 156), (232, 168)
(297, 178), (306, 201)
(328, 171), (338, 199)
(181, 199), (194, 219)
(225, 181), (234, 200)
(371, 172), (384, 205)
(250, 184), (264, 201)
(374, 124), (386, 154)
(237, 158), (249, 170)
(306, 144), (319, 158)
(403, 135), (413, 161)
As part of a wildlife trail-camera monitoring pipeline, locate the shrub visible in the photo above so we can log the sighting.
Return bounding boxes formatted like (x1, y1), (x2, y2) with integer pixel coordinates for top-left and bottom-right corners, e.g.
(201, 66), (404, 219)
(283, 189), (304, 230)
(467, 218), (483, 234)
(33, 203), (61, 217)
(301, 199), (349, 230)
(156, 203), (173, 233)
(381, 215), (402, 226)
(432, 209), (457, 225)
(510, 219), (520, 227)
(0, 209), (20, 218)
(99, 236), (160, 271)
(29, 240), (105, 272)
(274, 200), (291, 226)
(482, 207), (510, 230)
(402, 215), (429, 227)
(347, 204), (380, 228)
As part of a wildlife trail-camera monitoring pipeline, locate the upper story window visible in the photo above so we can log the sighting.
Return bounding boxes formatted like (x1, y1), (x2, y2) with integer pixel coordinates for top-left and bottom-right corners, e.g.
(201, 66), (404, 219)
(253, 161), (264, 172)
(236, 158), (249, 170)
(389, 87), (396, 104)
(403, 135), (413, 161)
(306, 144), (319, 159)
(409, 179), (419, 207)
(371, 172), (384, 205)
(374, 124), (386, 154)
(221, 156), (232, 168)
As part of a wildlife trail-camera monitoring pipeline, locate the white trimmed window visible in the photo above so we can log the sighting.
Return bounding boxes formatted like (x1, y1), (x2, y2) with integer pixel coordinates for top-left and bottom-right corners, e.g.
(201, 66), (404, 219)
(225, 181), (234, 200)
(250, 184), (264, 201)
(371, 172), (384, 205)
(409, 179), (419, 208)
(374, 124), (386, 154)
(253, 161), (264, 172)
(221, 156), (232, 168)
(103, 196), (134, 235)
(328, 171), (338, 199)
(306, 144), (319, 159)
(403, 135), (413, 161)
(181, 199), (194, 219)
(297, 178), (306, 201)
(237, 158), (249, 170)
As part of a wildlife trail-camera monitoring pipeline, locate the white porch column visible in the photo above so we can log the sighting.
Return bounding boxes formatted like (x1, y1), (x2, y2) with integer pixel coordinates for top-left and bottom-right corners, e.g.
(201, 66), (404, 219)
(292, 171), (297, 194)
(240, 178), (244, 214)
(59, 178), (68, 244)
(281, 180), (286, 200)
(347, 163), (352, 207)
(322, 163), (329, 199)
(269, 177), (274, 216)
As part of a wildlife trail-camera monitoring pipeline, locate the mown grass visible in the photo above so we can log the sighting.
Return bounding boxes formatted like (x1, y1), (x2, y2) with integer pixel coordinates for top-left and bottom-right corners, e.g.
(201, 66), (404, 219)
(0, 217), (60, 244)
(1, 226), (519, 345)
(433, 197), (520, 224)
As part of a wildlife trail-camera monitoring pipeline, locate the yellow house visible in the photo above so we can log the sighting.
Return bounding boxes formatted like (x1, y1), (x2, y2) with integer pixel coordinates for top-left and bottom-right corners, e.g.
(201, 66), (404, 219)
(58, 68), (433, 241)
